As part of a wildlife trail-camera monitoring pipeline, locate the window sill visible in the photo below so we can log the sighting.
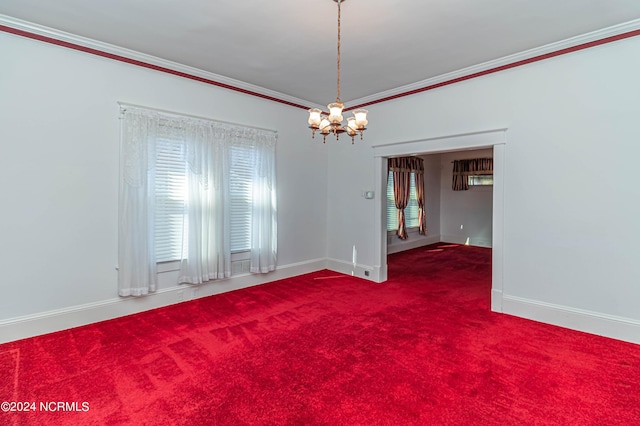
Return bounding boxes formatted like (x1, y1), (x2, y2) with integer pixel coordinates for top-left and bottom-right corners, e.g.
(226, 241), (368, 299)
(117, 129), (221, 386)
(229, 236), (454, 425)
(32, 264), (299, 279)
(157, 250), (250, 273)
(231, 250), (250, 261)
(157, 259), (181, 273)
(387, 227), (426, 244)
(387, 226), (420, 236)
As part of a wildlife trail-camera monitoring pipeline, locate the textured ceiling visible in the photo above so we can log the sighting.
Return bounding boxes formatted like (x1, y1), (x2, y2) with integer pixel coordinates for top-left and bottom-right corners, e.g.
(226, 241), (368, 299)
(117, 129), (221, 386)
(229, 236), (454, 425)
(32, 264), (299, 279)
(2, 0), (640, 107)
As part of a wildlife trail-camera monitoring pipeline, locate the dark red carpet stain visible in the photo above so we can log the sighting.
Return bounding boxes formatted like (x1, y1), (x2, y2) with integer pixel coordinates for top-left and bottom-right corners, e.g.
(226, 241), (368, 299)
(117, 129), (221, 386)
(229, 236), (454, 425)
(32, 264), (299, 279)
(1, 244), (639, 425)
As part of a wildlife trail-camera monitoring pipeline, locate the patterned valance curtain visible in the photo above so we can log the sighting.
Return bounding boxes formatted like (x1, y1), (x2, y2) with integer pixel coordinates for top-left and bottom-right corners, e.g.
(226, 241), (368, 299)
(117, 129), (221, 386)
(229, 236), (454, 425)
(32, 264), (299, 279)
(388, 157), (426, 239)
(452, 158), (493, 191)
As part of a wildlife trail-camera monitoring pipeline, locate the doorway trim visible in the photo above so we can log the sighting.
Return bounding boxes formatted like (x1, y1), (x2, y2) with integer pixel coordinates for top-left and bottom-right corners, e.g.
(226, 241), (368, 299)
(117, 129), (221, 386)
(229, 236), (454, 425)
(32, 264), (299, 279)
(371, 128), (508, 313)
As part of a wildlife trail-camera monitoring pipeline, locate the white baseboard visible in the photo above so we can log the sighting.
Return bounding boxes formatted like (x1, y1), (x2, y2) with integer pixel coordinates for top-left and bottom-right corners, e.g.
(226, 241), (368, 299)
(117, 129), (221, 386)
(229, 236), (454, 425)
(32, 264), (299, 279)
(491, 289), (503, 312)
(325, 258), (381, 283)
(0, 258), (327, 344)
(440, 234), (493, 247)
(387, 234), (440, 254)
(439, 235), (466, 245)
(502, 295), (640, 345)
(9, 256), (637, 348)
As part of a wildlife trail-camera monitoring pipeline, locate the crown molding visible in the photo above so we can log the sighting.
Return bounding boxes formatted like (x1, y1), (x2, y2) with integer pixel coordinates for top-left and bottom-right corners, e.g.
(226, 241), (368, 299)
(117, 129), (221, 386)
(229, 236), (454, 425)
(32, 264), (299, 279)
(0, 14), (319, 111)
(344, 19), (640, 110)
(2, 14), (639, 113)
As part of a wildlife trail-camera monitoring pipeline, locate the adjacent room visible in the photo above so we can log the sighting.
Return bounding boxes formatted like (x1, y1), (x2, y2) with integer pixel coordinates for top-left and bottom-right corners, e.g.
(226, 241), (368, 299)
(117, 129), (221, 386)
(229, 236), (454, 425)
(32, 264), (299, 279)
(1, 0), (640, 424)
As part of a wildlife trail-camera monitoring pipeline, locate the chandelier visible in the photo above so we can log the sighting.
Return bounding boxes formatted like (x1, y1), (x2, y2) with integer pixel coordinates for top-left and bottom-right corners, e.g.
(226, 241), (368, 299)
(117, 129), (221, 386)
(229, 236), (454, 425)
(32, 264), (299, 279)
(308, 0), (368, 143)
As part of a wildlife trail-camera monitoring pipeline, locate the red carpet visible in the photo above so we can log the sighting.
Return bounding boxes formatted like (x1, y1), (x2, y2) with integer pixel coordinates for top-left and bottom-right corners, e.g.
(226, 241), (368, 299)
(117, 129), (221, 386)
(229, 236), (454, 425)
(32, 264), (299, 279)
(1, 244), (640, 425)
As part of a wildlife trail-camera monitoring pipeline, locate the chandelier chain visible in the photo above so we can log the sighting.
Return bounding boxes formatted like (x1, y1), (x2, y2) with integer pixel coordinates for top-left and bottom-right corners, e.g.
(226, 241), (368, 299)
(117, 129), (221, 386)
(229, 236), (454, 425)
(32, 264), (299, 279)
(337, 0), (341, 102)
(306, 0), (367, 143)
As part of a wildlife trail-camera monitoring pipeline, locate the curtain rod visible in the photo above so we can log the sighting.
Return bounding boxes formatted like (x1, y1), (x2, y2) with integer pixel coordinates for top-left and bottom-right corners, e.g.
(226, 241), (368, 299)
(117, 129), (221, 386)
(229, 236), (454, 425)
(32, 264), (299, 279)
(117, 101), (277, 134)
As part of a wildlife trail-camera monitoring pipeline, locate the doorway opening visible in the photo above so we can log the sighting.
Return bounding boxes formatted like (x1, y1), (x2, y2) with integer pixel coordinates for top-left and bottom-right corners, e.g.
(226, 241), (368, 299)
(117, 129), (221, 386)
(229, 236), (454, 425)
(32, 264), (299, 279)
(371, 129), (507, 313)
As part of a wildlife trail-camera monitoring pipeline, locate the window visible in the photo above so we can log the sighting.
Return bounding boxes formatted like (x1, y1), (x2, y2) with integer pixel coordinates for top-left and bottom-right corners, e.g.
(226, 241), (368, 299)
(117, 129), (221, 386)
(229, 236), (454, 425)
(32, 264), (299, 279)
(229, 146), (253, 253)
(452, 158), (493, 191)
(118, 106), (277, 295)
(468, 174), (493, 186)
(386, 171), (419, 231)
(154, 131), (256, 262)
(155, 133), (188, 262)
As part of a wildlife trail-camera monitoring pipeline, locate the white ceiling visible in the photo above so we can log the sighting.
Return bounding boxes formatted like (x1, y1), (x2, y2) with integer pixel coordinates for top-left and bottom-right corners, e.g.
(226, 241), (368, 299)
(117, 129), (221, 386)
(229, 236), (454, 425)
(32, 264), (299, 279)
(2, 0), (640, 107)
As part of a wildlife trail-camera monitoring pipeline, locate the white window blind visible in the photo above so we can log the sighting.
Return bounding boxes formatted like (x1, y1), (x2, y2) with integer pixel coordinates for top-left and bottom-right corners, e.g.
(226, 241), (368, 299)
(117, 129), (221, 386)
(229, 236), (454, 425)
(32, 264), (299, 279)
(154, 140), (254, 262)
(229, 146), (253, 252)
(154, 135), (187, 262)
(386, 171), (419, 232)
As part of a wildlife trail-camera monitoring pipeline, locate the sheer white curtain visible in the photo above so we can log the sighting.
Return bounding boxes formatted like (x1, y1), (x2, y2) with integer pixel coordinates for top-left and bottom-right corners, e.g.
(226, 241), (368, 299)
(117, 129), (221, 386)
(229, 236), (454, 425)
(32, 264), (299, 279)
(177, 125), (277, 281)
(119, 106), (278, 294)
(118, 109), (158, 296)
(178, 124), (231, 284)
(249, 132), (277, 273)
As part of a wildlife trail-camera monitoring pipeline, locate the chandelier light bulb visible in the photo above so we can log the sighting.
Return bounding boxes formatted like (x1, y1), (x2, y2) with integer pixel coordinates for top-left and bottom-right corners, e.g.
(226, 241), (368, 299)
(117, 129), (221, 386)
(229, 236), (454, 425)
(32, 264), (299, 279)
(308, 108), (322, 127)
(320, 118), (331, 133)
(352, 109), (368, 129)
(328, 102), (344, 124)
(347, 117), (357, 132)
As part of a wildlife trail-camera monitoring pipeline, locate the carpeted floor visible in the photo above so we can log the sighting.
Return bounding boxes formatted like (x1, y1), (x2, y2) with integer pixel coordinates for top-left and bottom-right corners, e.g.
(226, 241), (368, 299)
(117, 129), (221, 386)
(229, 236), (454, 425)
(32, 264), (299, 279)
(1, 243), (639, 425)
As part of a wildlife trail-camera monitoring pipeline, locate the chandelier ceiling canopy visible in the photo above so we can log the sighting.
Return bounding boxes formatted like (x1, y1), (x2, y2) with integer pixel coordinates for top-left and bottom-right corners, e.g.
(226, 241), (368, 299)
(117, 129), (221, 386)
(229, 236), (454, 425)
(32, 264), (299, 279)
(308, 0), (368, 143)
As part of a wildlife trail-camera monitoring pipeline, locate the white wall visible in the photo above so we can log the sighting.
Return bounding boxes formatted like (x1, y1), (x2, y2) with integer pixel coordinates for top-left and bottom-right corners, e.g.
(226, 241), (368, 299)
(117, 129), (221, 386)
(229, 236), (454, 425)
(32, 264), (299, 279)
(439, 149), (493, 247)
(2, 26), (640, 345)
(327, 36), (640, 342)
(0, 32), (328, 341)
(424, 154), (442, 241)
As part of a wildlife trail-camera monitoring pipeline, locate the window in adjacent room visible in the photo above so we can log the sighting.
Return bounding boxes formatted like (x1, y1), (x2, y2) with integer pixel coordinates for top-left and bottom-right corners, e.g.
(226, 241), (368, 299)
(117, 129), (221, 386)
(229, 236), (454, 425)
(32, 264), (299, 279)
(386, 171), (419, 231)
(452, 158), (493, 191)
(468, 174), (493, 186)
